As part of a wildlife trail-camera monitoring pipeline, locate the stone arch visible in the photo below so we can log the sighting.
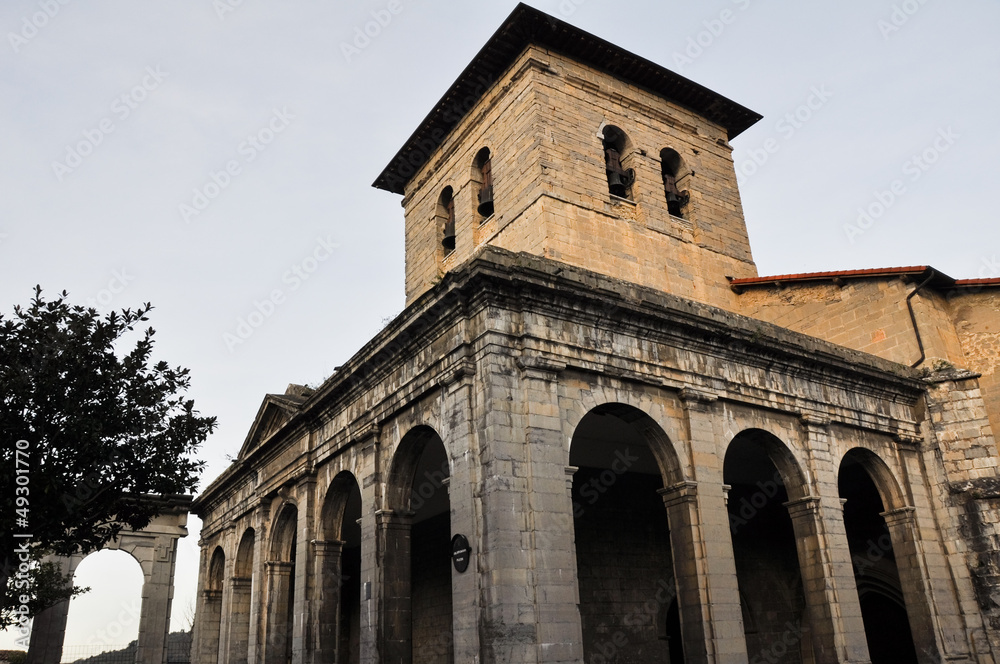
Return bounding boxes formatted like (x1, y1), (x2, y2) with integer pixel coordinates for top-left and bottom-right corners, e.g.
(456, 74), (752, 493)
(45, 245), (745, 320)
(198, 547), (226, 664)
(317, 471), (363, 664)
(572, 401), (684, 486)
(62, 549), (144, 652)
(208, 546), (226, 591)
(565, 382), (689, 482)
(27, 498), (191, 664)
(386, 424), (451, 513)
(263, 503), (298, 663)
(234, 528), (255, 578)
(839, 446), (908, 512)
(839, 448), (920, 663)
(380, 425), (453, 664)
(724, 428), (813, 661)
(269, 502), (298, 562)
(725, 427), (811, 501)
(320, 471), (362, 540)
(569, 402), (685, 663)
(228, 528), (255, 664)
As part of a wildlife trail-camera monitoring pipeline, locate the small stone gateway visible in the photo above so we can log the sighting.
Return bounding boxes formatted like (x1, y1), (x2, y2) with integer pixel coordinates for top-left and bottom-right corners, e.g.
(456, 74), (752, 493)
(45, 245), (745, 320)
(191, 5), (1000, 663)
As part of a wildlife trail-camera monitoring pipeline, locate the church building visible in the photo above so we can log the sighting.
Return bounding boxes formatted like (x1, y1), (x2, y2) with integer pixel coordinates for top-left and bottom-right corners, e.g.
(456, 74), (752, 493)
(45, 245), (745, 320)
(191, 5), (1000, 663)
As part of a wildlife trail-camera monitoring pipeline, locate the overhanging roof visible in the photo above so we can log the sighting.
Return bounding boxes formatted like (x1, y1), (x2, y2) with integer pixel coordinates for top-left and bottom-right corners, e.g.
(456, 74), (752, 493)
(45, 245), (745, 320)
(372, 3), (762, 195)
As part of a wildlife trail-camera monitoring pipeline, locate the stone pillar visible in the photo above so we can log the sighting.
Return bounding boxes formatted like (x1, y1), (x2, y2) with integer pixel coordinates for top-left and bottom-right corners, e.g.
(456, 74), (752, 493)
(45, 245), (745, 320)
(881, 507), (945, 664)
(262, 561), (294, 664)
(227, 577), (254, 664)
(313, 540), (344, 663)
(196, 589), (224, 664)
(247, 510), (267, 664)
(136, 536), (180, 664)
(517, 357), (583, 664)
(26, 553), (82, 664)
(440, 362), (481, 664)
(677, 389), (748, 664)
(791, 415), (871, 664)
(784, 497), (870, 664)
(376, 509), (412, 664)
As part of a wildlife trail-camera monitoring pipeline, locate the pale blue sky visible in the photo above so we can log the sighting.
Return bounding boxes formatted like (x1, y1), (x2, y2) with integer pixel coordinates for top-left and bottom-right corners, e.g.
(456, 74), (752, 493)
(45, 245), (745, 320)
(2, 0), (998, 651)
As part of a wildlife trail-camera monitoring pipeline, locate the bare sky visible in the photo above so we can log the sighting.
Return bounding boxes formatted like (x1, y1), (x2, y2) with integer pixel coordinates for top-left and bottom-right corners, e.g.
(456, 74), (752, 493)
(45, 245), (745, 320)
(2, 0), (998, 651)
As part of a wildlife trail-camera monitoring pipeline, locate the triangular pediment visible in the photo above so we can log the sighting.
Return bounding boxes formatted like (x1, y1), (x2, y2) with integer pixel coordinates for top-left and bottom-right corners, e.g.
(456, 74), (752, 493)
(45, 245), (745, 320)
(237, 385), (313, 460)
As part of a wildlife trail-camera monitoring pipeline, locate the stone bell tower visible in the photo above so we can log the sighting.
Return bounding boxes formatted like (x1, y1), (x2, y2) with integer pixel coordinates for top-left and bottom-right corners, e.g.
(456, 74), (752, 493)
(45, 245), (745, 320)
(374, 3), (763, 310)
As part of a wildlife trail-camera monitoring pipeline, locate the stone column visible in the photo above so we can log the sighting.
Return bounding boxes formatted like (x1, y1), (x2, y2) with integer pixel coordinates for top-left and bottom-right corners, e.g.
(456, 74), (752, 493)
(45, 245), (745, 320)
(196, 589), (224, 664)
(881, 507), (945, 664)
(440, 361), (481, 664)
(517, 357), (583, 664)
(784, 497), (870, 664)
(376, 509), (413, 664)
(790, 415), (871, 664)
(136, 536), (181, 664)
(262, 561), (294, 664)
(676, 389), (748, 664)
(312, 540), (344, 663)
(26, 553), (83, 664)
(227, 576), (254, 664)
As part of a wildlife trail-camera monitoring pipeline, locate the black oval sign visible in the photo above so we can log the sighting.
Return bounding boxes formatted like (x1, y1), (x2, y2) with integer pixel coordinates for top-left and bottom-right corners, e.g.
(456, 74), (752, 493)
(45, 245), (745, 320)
(451, 534), (471, 573)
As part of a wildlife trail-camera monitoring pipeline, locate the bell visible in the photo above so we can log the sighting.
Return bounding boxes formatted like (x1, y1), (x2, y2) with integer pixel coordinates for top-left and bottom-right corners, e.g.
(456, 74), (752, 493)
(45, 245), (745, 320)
(666, 190), (689, 218)
(607, 171), (627, 197)
(478, 185), (494, 217)
(443, 218), (456, 251)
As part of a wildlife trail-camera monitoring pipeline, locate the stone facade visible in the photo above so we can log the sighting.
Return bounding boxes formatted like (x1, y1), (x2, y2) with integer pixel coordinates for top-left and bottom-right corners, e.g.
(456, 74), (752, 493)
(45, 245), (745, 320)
(26, 496), (191, 664)
(192, 5), (1000, 663)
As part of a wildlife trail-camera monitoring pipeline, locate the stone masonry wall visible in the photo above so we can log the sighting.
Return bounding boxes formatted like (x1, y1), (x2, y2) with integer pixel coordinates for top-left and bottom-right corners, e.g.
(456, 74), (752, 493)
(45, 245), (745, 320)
(950, 289), (1000, 438)
(401, 46), (760, 310)
(737, 278), (967, 369)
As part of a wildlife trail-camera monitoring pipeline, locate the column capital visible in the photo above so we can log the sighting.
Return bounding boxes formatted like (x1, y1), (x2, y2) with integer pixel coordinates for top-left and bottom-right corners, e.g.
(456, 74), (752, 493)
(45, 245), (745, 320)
(658, 481), (698, 508)
(375, 509), (414, 527)
(516, 354), (567, 381)
(350, 420), (380, 446)
(229, 576), (252, 590)
(894, 433), (923, 448)
(679, 387), (718, 407)
(782, 495), (821, 519)
(799, 413), (831, 429)
(202, 588), (223, 601)
(441, 359), (477, 387)
(265, 560), (294, 573)
(880, 505), (917, 527)
(312, 539), (345, 555)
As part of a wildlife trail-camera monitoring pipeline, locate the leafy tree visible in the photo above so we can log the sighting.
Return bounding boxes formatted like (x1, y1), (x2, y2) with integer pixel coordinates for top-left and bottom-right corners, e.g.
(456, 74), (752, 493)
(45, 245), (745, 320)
(0, 287), (216, 628)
